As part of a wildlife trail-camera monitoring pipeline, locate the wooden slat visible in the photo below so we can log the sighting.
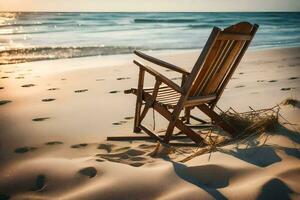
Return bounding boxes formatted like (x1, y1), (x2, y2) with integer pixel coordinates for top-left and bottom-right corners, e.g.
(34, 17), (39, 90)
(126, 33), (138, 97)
(218, 32), (252, 41)
(157, 93), (179, 99)
(157, 100), (179, 106)
(144, 85), (169, 91)
(157, 90), (179, 96)
(157, 94), (180, 100)
(184, 94), (217, 107)
(157, 96), (180, 102)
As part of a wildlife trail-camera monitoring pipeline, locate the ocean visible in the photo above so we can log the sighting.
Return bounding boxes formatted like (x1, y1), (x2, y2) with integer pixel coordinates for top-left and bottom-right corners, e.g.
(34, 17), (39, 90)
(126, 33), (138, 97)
(0, 12), (299, 65)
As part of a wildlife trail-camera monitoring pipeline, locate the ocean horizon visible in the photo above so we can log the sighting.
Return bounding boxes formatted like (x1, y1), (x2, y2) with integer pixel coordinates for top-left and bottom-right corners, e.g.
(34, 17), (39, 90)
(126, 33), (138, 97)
(1, 12), (300, 65)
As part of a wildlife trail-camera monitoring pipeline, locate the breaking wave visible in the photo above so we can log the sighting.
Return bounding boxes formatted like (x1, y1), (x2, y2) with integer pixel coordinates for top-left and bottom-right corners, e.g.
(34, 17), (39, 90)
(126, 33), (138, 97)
(0, 45), (145, 65)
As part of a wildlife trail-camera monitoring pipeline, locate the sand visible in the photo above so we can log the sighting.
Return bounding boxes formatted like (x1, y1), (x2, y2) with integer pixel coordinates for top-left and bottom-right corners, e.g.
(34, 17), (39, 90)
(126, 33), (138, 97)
(0, 47), (300, 200)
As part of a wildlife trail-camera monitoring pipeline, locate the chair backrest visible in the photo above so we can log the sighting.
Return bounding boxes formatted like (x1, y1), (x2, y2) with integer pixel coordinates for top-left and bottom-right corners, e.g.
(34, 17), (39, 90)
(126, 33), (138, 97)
(187, 22), (258, 100)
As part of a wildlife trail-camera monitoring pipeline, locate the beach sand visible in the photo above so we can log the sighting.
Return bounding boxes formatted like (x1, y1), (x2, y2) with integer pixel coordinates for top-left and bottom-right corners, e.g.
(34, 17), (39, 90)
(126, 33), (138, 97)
(0, 47), (300, 199)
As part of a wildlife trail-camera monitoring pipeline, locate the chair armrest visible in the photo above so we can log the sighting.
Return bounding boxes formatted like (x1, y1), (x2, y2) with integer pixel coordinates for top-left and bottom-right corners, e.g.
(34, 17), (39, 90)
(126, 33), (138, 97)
(134, 50), (189, 75)
(134, 60), (183, 94)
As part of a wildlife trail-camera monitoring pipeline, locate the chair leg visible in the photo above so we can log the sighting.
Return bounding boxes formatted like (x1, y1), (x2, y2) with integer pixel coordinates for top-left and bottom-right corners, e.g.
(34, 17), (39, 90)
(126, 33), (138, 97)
(164, 103), (184, 143)
(133, 69), (145, 133)
(137, 102), (152, 128)
(184, 108), (191, 124)
(134, 99), (142, 133)
(164, 119), (177, 144)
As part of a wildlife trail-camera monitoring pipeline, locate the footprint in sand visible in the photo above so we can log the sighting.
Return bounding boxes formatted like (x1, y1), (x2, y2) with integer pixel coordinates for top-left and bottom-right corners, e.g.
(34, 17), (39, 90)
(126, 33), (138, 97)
(0, 100), (11, 106)
(281, 87), (295, 91)
(235, 85), (245, 88)
(138, 144), (156, 149)
(238, 72), (244, 75)
(47, 88), (59, 91)
(0, 193), (10, 200)
(14, 146), (37, 153)
(71, 143), (88, 148)
(109, 90), (120, 94)
(74, 89), (88, 93)
(288, 77), (299, 80)
(125, 149), (146, 156)
(95, 158), (105, 162)
(0, 87), (4, 90)
(124, 116), (134, 120)
(32, 117), (50, 122)
(15, 76), (25, 79)
(97, 143), (115, 153)
(78, 167), (97, 178)
(129, 162), (144, 167)
(289, 63), (300, 67)
(42, 98), (56, 102)
(268, 80), (278, 83)
(97, 148), (147, 167)
(61, 78), (67, 81)
(112, 120), (127, 125)
(31, 174), (46, 191)
(114, 146), (131, 152)
(45, 141), (63, 145)
(22, 84), (35, 87)
(1, 76), (9, 79)
(257, 80), (265, 82)
(100, 148), (145, 158)
(116, 77), (130, 80)
(129, 156), (146, 162)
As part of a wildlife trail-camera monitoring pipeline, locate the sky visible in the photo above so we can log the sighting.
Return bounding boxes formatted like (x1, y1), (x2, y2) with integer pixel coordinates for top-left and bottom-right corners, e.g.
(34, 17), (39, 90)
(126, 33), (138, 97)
(0, 0), (300, 12)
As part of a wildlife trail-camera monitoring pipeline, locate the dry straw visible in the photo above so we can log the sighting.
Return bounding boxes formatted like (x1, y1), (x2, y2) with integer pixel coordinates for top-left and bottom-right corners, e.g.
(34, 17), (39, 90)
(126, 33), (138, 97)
(180, 105), (282, 162)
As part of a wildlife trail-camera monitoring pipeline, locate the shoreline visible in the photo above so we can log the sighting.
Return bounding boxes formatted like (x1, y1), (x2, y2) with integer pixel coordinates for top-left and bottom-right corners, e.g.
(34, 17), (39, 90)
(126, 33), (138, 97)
(2, 45), (300, 67)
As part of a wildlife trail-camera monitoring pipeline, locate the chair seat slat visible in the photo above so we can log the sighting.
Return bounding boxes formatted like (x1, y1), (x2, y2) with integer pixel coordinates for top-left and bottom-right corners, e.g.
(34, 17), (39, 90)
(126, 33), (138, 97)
(218, 32), (252, 41)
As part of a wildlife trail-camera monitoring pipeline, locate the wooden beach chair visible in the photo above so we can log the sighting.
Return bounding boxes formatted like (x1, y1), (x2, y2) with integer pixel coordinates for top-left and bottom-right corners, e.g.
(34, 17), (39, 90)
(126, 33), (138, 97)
(124, 22), (259, 145)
